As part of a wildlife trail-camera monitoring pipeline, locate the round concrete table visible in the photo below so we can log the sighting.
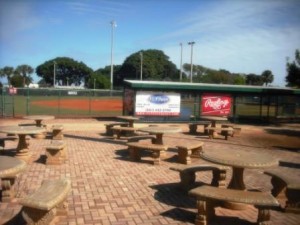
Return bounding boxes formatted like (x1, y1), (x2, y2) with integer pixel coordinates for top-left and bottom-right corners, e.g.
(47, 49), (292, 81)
(0, 156), (26, 202)
(23, 115), (54, 138)
(201, 148), (278, 190)
(200, 148), (278, 209)
(117, 116), (140, 127)
(23, 115), (55, 127)
(198, 116), (228, 127)
(0, 126), (45, 161)
(138, 126), (182, 145)
(199, 116), (228, 137)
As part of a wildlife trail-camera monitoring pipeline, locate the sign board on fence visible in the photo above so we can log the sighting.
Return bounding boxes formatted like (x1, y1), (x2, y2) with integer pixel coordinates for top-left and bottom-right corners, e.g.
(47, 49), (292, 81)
(9, 87), (17, 95)
(68, 91), (77, 95)
(135, 91), (180, 116)
(201, 94), (231, 116)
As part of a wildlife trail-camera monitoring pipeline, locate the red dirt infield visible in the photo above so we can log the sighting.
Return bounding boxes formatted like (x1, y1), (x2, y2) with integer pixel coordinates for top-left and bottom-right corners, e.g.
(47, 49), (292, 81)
(31, 99), (123, 111)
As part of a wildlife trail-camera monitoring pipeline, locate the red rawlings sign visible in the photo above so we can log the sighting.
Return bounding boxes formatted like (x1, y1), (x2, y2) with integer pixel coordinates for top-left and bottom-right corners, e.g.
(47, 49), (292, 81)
(201, 94), (232, 115)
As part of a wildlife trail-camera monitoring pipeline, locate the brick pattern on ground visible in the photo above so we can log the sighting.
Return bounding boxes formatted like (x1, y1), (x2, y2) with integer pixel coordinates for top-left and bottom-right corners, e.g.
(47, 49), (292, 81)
(0, 119), (299, 225)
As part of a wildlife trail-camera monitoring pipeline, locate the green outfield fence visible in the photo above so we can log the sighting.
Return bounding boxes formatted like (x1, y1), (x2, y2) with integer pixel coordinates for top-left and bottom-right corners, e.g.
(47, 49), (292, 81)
(1, 87), (300, 123)
(0, 87), (123, 118)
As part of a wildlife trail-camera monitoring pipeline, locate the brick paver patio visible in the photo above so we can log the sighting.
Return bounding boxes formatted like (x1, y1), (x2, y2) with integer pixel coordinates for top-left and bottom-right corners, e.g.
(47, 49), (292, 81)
(0, 118), (299, 225)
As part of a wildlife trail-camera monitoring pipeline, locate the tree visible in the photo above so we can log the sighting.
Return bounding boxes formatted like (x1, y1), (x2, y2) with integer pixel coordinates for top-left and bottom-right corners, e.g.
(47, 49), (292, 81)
(86, 71), (110, 89)
(261, 70), (274, 86)
(118, 49), (178, 85)
(38, 78), (51, 88)
(246, 73), (263, 85)
(0, 66), (14, 86)
(183, 64), (245, 85)
(232, 74), (246, 85)
(286, 49), (300, 88)
(15, 65), (34, 87)
(36, 57), (93, 87)
(10, 74), (24, 87)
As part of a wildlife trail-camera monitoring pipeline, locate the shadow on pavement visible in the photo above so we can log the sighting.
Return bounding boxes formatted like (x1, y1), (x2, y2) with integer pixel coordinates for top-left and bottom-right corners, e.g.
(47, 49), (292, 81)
(264, 128), (300, 138)
(279, 160), (300, 169)
(3, 211), (25, 225)
(64, 134), (127, 146)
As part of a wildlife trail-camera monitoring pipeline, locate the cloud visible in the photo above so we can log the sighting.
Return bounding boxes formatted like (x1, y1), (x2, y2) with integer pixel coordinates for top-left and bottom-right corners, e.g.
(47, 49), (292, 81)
(159, 0), (300, 86)
(66, 0), (129, 17)
(0, 1), (41, 40)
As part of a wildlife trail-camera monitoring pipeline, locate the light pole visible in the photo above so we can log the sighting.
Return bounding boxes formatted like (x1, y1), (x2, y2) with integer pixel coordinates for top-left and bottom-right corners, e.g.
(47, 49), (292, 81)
(93, 78), (96, 89)
(140, 51), (143, 80)
(179, 43), (183, 81)
(188, 41), (195, 83)
(66, 77), (69, 86)
(53, 61), (56, 88)
(110, 20), (116, 91)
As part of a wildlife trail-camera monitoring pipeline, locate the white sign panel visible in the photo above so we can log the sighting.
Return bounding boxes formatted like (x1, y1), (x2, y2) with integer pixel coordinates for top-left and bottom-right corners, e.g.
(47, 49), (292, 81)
(135, 91), (180, 116)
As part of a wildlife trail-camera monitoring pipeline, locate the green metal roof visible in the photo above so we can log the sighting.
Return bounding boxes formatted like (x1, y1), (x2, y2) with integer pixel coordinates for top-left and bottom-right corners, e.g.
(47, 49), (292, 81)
(124, 80), (300, 95)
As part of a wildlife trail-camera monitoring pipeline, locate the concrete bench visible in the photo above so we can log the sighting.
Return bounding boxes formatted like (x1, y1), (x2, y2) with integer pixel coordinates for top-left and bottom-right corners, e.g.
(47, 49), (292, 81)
(205, 127), (233, 140)
(170, 164), (228, 190)
(19, 178), (71, 225)
(127, 142), (168, 165)
(176, 142), (204, 164)
(52, 125), (64, 140)
(0, 135), (18, 148)
(111, 126), (138, 139)
(127, 135), (156, 143)
(104, 122), (129, 136)
(189, 185), (280, 225)
(264, 168), (300, 214)
(221, 123), (242, 137)
(45, 141), (67, 165)
(0, 135), (30, 148)
(188, 121), (211, 134)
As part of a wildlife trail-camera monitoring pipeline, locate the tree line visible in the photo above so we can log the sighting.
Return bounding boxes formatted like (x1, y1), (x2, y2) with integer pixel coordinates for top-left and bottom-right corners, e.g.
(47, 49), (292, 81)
(1, 49), (299, 89)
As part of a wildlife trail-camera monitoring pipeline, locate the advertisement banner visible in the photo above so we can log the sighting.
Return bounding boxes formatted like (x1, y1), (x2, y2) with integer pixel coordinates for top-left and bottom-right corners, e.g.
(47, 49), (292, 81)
(9, 87), (17, 95)
(201, 94), (231, 115)
(135, 91), (180, 116)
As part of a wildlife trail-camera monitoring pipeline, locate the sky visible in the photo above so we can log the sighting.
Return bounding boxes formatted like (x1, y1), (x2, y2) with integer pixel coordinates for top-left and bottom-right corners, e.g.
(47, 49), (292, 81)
(0, 0), (300, 87)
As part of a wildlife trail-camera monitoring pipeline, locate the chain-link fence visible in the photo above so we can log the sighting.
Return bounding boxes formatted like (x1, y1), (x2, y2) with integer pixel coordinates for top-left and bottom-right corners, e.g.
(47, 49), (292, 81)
(0, 87), (123, 118)
(1, 87), (299, 122)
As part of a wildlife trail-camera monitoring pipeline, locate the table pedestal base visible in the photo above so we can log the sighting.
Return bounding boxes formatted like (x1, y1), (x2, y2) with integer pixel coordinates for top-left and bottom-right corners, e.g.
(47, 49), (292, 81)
(224, 167), (248, 210)
(33, 133), (46, 139)
(16, 135), (31, 162)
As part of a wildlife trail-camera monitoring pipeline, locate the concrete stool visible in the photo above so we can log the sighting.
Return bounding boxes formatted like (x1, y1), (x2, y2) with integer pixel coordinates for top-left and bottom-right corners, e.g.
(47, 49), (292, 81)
(52, 125), (64, 140)
(45, 141), (67, 165)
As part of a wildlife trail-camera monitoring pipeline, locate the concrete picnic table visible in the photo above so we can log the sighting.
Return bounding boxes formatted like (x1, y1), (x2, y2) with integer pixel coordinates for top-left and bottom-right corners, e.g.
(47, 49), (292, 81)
(138, 126), (182, 145)
(198, 116), (228, 137)
(23, 115), (55, 138)
(0, 126), (45, 162)
(116, 116), (140, 127)
(198, 115), (228, 127)
(23, 115), (55, 127)
(0, 155), (27, 202)
(200, 148), (278, 209)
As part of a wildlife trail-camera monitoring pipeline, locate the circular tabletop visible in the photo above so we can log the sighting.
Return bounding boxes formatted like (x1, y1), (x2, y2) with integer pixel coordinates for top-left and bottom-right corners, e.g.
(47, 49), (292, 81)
(117, 116), (140, 121)
(139, 126), (182, 134)
(23, 115), (55, 120)
(0, 126), (45, 135)
(198, 116), (228, 121)
(200, 148), (278, 169)
(0, 156), (27, 178)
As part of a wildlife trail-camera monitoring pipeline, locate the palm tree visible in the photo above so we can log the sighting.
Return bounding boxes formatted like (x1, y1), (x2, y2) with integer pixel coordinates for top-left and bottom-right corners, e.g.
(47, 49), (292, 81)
(15, 65), (34, 87)
(0, 66), (14, 86)
(261, 70), (274, 86)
